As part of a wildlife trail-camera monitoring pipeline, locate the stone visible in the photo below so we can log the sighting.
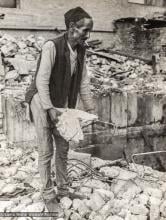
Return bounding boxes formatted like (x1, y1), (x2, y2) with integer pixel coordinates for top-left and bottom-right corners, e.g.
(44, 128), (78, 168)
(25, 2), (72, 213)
(135, 194), (148, 205)
(70, 212), (81, 220)
(20, 197), (33, 206)
(118, 184), (142, 201)
(73, 199), (90, 217)
(5, 70), (19, 81)
(89, 211), (97, 220)
(31, 192), (41, 202)
(14, 170), (27, 180)
(92, 214), (103, 220)
(1, 42), (18, 57)
(6, 57), (37, 75)
(0, 180), (6, 192)
(111, 199), (128, 215)
(144, 187), (163, 200)
(91, 157), (110, 169)
(149, 205), (160, 220)
(100, 166), (120, 178)
(160, 200), (166, 217)
(79, 186), (92, 196)
(161, 183), (166, 193)
(88, 192), (105, 211)
(130, 204), (149, 216)
(99, 201), (113, 218)
(126, 214), (148, 220)
(117, 168), (137, 180)
(11, 204), (26, 212)
(110, 179), (127, 195)
(0, 201), (14, 212)
(118, 208), (128, 219)
(2, 34), (17, 43)
(106, 216), (123, 220)
(29, 178), (42, 189)
(64, 209), (72, 220)
(60, 197), (72, 210)
(77, 200), (90, 217)
(73, 199), (82, 211)
(17, 41), (27, 49)
(4, 166), (18, 177)
(24, 202), (45, 212)
(1, 184), (17, 195)
(84, 179), (110, 190)
(149, 196), (161, 206)
(94, 189), (114, 202)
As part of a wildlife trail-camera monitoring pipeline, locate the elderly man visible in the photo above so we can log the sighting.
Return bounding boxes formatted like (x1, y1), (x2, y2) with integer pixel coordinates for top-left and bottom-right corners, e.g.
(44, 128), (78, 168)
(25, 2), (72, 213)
(25, 7), (95, 217)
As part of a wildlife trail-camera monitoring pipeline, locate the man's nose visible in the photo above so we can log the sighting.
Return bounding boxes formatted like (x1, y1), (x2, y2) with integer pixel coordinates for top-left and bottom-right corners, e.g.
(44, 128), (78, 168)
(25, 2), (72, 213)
(85, 31), (90, 39)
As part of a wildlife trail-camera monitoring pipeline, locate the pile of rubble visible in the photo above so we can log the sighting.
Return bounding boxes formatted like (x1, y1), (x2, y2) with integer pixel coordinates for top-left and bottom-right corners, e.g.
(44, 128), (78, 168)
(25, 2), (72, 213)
(0, 33), (166, 101)
(0, 140), (166, 220)
(0, 34), (45, 100)
(86, 51), (166, 95)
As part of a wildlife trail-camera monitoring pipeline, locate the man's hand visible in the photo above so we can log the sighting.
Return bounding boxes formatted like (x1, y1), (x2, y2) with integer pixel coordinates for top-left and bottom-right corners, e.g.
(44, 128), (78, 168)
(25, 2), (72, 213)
(48, 108), (62, 124)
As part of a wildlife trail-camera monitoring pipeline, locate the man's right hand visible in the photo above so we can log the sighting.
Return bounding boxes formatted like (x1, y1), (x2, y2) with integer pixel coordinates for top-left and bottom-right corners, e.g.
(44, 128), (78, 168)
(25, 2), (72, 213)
(48, 108), (61, 124)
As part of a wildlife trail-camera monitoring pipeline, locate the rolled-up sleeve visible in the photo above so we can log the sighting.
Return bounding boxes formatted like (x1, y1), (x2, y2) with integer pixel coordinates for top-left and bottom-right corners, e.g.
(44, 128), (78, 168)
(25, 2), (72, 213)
(80, 59), (95, 111)
(36, 41), (56, 110)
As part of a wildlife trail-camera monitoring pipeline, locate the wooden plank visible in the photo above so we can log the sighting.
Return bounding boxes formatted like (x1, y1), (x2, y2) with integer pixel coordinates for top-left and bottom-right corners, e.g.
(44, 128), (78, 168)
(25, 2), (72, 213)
(108, 49), (152, 64)
(87, 50), (122, 63)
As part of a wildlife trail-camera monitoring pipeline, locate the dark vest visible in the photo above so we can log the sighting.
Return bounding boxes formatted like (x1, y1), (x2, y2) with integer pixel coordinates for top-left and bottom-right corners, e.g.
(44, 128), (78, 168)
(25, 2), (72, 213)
(25, 33), (85, 108)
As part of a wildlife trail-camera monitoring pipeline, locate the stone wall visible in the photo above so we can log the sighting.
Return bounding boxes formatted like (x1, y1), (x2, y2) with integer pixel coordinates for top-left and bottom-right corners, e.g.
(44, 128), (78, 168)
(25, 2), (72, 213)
(0, 0), (165, 31)
(114, 20), (161, 59)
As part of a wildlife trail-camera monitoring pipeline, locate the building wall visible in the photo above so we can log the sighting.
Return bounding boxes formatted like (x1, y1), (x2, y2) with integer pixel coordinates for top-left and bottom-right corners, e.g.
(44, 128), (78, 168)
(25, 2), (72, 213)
(0, 0), (165, 49)
(0, 0), (165, 32)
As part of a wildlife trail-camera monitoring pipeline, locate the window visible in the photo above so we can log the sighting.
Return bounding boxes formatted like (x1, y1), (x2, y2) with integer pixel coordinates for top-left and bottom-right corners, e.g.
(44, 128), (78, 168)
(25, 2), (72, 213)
(0, 0), (20, 8)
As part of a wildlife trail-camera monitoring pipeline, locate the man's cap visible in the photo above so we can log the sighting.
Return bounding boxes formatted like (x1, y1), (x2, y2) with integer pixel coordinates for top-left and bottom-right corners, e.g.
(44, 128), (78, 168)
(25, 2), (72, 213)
(64, 7), (91, 28)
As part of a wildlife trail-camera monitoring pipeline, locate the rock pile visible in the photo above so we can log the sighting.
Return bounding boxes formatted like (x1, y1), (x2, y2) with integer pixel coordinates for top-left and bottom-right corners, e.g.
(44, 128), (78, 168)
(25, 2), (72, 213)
(0, 33), (166, 101)
(86, 52), (166, 95)
(0, 142), (165, 220)
(57, 157), (166, 220)
(0, 34), (45, 100)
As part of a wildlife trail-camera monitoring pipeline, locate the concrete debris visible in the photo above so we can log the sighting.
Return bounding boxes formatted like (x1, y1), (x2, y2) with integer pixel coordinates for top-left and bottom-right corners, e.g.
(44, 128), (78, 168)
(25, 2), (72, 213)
(94, 188), (114, 202)
(150, 205), (160, 220)
(5, 57), (37, 75)
(0, 140), (165, 220)
(100, 166), (120, 178)
(87, 192), (105, 211)
(60, 197), (72, 210)
(5, 70), (19, 80)
(24, 202), (45, 212)
(86, 50), (166, 95)
(98, 200), (112, 218)
(0, 34), (45, 101)
(160, 200), (166, 218)
(0, 33), (164, 102)
(106, 216), (123, 220)
(79, 187), (92, 196)
(1, 184), (17, 195)
(144, 187), (163, 199)
(129, 203), (149, 215)
(70, 212), (82, 220)
(76, 199), (90, 217)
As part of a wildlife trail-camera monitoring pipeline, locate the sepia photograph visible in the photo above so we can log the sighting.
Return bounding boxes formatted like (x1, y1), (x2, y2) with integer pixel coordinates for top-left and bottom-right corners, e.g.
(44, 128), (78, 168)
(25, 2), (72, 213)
(0, 0), (166, 219)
